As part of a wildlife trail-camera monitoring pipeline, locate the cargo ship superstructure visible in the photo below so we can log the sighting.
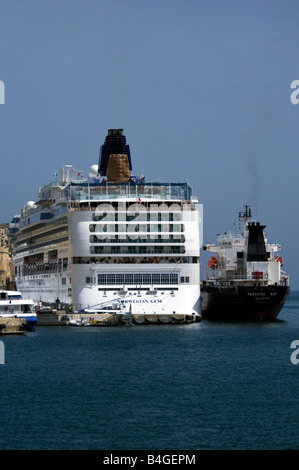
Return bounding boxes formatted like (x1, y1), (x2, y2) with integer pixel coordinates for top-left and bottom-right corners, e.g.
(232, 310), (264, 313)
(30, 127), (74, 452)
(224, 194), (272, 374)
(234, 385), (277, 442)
(11, 129), (203, 318)
(201, 205), (290, 321)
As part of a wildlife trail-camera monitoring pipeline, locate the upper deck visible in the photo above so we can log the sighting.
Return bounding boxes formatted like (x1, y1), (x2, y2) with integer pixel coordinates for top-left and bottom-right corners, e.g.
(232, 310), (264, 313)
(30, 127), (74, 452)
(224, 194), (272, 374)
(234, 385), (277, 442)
(15, 128), (199, 230)
(61, 180), (194, 203)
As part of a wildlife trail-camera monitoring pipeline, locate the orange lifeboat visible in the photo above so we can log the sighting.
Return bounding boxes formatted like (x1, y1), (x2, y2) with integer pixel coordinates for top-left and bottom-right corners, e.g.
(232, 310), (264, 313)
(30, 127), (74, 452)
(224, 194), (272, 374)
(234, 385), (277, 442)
(274, 256), (283, 267)
(208, 257), (218, 269)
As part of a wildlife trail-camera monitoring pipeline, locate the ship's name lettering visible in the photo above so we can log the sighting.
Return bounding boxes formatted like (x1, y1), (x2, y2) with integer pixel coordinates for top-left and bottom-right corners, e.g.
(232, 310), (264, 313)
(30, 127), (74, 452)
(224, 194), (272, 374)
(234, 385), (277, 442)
(123, 299), (162, 304)
(247, 292), (266, 296)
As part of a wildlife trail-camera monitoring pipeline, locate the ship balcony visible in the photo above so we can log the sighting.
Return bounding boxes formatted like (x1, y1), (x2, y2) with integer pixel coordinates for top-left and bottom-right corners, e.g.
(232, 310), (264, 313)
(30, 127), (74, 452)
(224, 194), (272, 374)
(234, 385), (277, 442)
(89, 245), (186, 255)
(89, 235), (185, 244)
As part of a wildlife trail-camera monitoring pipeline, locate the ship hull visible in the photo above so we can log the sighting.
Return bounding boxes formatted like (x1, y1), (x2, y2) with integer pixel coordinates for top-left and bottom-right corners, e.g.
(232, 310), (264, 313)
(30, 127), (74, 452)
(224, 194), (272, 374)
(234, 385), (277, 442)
(200, 285), (290, 321)
(15, 208), (201, 315)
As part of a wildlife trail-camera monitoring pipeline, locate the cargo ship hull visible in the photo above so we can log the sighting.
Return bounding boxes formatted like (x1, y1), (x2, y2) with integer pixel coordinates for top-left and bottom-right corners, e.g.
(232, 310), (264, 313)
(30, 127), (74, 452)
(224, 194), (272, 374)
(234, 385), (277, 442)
(201, 284), (290, 321)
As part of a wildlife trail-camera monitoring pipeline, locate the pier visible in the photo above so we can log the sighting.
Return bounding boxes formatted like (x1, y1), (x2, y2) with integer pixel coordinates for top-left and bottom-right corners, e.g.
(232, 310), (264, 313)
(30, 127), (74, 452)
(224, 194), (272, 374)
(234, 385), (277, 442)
(0, 317), (26, 335)
(36, 310), (201, 326)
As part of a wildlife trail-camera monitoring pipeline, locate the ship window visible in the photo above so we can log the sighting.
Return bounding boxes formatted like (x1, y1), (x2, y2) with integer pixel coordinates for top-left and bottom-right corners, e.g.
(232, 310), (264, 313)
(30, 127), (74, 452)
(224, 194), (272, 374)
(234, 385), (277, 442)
(92, 212), (107, 222)
(98, 274), (106, 285)
(173, 212), (182, 221)
(125, 274), (134, 284)
(96, 273), (179, 286)
(171, 247), (182, 254)
(40, 213), (53, 220)
(143, 274), (151, 284)
(134, 274), (142, 284)
(237, 252), (243, 259)
(107, 274), (115, 285)
(126, 213), (138, 221)
(115, 274), (125, 284)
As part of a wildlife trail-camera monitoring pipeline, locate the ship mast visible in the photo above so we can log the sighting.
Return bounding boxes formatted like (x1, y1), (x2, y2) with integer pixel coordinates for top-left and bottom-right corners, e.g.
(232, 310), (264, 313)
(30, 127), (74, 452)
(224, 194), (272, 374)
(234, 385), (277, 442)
(238, 204), (252, 235)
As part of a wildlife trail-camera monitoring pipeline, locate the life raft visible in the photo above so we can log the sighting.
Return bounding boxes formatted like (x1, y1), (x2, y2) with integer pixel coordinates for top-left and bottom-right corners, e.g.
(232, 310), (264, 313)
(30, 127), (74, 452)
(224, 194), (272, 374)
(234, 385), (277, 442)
(208, 256), (218, 269)
(274, 256), (283, 266)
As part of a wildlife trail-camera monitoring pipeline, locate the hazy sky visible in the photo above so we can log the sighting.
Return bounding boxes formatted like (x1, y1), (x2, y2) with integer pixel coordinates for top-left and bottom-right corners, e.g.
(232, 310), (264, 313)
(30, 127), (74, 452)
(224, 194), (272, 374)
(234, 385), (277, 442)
(0, 0), (299, 287)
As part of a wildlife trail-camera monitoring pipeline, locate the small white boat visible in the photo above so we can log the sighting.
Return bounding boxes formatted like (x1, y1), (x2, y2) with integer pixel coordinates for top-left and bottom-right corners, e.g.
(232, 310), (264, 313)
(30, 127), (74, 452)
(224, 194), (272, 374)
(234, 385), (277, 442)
(0, 290), (37, 331)
(68, 318), (90, 327)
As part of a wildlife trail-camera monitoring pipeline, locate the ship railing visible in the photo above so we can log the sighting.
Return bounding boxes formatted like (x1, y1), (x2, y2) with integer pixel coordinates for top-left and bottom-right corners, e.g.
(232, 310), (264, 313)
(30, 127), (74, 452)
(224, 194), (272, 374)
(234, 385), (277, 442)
(280, 272), (290, 286)
(59, 182), (193, 202)
(58, 194), (188, 205)
(205, 275), (269, 284)
(205, 274), (289, 287)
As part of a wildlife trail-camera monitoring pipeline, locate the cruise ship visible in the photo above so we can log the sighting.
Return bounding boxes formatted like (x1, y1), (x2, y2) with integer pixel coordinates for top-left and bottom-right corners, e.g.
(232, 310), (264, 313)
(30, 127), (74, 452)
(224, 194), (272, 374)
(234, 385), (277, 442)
(11, 129), (203, 318)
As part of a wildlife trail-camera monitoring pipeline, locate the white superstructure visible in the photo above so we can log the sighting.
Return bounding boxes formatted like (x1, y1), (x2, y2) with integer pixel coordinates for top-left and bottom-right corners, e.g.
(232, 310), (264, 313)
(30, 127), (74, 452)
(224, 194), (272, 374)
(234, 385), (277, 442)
(203, 205), (288, 287)
(11, 129), (203, 316)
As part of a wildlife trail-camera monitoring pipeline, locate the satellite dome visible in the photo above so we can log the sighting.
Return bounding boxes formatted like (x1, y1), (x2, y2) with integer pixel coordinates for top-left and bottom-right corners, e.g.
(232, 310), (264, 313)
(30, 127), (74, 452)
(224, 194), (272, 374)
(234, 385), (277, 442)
(26, 201), (35, 208)
(89, 165), (99, 178)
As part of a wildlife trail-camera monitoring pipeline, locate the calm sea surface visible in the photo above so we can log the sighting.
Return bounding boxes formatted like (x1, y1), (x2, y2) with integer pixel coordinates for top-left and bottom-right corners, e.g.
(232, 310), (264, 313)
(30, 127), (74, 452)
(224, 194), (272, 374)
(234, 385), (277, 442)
(0, 292), (299, 451)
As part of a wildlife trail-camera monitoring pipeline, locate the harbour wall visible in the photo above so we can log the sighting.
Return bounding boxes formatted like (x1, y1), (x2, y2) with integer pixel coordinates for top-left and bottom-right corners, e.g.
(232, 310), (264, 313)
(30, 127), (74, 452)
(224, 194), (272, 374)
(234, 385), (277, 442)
(37, 311), (201, 326)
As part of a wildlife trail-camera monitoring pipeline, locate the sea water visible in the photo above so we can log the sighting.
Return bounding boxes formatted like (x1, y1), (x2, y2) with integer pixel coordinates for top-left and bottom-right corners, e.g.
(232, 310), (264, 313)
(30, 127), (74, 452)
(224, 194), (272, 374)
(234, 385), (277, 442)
(0, 292), (298, 450)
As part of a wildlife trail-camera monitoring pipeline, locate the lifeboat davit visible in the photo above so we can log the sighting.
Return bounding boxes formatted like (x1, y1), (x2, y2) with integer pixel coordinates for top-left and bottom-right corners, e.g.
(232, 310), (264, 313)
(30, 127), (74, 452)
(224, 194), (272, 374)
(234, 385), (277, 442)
(274, 256), (283, 266)
(208, 257), (218, 269)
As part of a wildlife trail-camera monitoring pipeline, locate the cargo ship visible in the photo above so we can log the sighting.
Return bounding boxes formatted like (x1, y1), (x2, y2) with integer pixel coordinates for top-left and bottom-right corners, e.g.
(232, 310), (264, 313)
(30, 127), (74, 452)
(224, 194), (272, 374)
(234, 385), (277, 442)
(200, 205), (290, 321)
(10, 129), (203, 320)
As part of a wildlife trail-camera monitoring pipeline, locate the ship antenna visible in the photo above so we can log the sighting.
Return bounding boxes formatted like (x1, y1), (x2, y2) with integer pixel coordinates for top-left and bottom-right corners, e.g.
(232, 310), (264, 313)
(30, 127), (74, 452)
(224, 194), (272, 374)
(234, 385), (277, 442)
(238, 204), (252, 234)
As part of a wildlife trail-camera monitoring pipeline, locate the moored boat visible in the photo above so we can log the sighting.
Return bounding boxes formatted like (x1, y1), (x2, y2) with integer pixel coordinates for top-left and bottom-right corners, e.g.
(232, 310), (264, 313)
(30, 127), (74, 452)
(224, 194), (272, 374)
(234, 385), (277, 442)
(0, 290), (37, 331)
(200, 205), (290, 321)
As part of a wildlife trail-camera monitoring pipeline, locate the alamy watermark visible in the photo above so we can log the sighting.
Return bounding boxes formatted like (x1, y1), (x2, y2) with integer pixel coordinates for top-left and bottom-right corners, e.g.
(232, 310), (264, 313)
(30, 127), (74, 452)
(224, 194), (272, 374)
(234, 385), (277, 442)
(290, 80), (299, 105)
(0, 340), (4, 364)
(88, 201), (203, 249)
(290, 340), (299, 365)
(0, 80), (4, 104)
